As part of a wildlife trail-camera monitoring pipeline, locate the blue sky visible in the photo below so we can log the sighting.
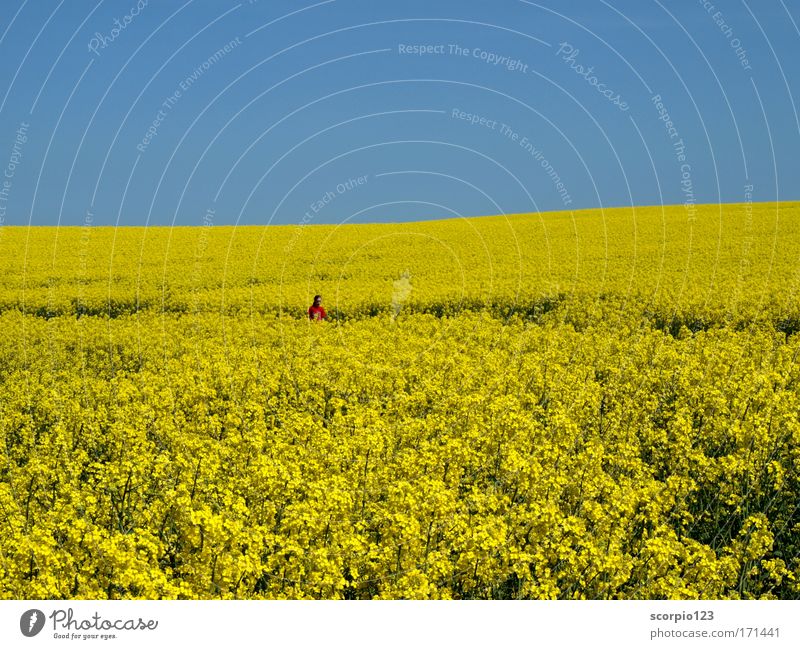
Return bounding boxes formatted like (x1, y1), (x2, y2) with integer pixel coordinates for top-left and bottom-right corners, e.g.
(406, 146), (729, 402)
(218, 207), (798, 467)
(0, 0), (798, 225)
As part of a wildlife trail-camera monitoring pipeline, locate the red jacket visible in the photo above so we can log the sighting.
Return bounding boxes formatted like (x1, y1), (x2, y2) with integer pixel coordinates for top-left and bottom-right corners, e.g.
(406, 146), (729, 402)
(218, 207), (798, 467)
(308, 305), (327, 321)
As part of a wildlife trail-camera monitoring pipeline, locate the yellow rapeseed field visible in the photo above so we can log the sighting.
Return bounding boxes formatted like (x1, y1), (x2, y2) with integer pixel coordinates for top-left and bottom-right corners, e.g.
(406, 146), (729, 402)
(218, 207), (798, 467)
(0, 202), (798, 599)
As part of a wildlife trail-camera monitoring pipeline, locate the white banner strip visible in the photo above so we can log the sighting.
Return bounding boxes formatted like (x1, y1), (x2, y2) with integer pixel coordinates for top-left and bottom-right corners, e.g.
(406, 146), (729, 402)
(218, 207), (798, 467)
(0, 600), (797, 648)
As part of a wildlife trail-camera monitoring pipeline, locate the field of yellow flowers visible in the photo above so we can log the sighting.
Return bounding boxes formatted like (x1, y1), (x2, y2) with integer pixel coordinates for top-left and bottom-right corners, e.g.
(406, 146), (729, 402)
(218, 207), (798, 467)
(0, 202), (798, 599)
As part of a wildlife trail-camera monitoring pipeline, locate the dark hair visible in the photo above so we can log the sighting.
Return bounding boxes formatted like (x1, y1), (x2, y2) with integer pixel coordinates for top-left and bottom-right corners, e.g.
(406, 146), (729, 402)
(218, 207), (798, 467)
(313, 295), (322, 301)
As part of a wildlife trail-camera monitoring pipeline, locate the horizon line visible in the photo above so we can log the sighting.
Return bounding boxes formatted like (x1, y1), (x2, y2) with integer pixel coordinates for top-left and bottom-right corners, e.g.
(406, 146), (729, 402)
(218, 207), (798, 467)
(8, 199), (798, 228)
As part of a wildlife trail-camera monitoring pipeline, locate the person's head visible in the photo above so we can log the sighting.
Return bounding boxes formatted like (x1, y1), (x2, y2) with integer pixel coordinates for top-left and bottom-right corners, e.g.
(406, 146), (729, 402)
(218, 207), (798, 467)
(313, 294), (322, 306)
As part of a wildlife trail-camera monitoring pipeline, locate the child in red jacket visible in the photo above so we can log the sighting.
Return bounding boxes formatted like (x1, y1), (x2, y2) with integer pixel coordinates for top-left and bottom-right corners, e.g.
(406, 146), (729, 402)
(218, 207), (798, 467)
(308, 295), (327, 321)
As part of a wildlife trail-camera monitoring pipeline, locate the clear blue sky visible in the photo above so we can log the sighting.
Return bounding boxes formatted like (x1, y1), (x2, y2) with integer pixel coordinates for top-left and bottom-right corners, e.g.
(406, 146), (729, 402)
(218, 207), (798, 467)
(0, 0), (798, 226)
